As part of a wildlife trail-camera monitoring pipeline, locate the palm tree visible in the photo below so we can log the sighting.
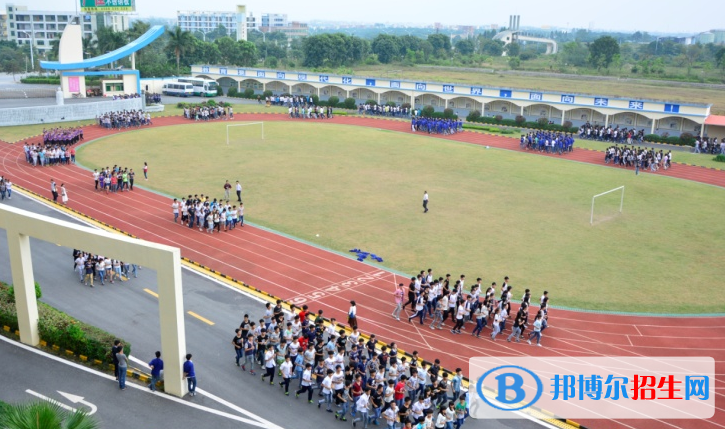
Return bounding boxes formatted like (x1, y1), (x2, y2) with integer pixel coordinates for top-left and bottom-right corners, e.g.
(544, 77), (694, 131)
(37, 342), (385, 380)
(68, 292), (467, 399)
(166, 26), (194, 75)
(0, 400), (100, 429)
(81, 34), (97, 59)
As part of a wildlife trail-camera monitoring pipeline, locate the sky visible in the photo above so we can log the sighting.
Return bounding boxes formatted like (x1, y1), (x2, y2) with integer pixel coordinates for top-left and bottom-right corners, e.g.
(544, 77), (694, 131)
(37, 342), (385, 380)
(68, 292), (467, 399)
(7, 0), (725, 34)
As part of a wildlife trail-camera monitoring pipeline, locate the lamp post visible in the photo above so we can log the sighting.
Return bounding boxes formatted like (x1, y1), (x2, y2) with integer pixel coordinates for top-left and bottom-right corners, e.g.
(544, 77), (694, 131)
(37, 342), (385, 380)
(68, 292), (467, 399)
(253, 28), (267, 66)
(19, 31), (34, 73)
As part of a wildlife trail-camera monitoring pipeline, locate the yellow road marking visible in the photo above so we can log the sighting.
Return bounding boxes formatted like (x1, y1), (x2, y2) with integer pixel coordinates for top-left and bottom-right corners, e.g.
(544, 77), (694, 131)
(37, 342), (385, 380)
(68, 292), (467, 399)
(187, 311), (214, 326)
(144, 288), (159, 298)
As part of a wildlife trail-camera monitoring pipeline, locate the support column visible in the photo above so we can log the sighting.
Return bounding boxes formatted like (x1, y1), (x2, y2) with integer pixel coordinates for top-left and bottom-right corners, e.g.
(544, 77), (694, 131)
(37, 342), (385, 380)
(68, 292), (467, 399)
(156, 250), (187, 398)
(561, 110), (566, 125)
(604, 114), (609, 128)
(679, 119), (684, 132)
(650, 118), (656, 135)
(700, 123), (705, 139)
(520, 106), (524, 116)
(131, 52), (136, 70)
(7, 230), (39, 346)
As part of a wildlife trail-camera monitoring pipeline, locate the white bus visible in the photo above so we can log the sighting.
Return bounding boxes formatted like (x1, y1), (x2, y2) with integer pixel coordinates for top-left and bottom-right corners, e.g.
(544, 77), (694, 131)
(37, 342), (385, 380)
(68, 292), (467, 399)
(162, 82), (194, 97)
(178, 77), (218, 97)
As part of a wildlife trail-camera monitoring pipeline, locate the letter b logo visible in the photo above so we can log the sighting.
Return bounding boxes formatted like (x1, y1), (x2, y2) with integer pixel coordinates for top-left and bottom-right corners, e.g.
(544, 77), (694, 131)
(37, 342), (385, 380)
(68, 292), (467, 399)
(495, 373), (526, 404)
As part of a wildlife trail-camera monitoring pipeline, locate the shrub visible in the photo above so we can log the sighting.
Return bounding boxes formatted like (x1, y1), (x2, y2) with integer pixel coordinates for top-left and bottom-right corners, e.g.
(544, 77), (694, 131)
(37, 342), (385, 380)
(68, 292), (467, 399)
(327, 96), (340, 107)
(401, 103), (411, 109)
(494, 115), (503, 122)
(227, 87), (238, 97)
(311, 95), (319, 105)
(5, 282), (43, 301)
(537, 117), (549, 125)
(679, 132), (695, 146)
(0, 282), (129, 361)
(216, 86), (224, 96)
(714, 154), (725, 163)
(422, 105), (435, 117)
(563, 120), (573, 129)
(20, 77), (61, 85)
(365, 99), (378, 106)
(666, 136), (682, 145)
(206, 99), (217, 107)
(466, 110), (481, 122)
(443, 108), (455, 119)
(343, 97), (357, 109)
(244, 88), (255, 98)
(263, 90), (273, 98)
(515, 115), (526, 124)
(644, 134), (664, 143)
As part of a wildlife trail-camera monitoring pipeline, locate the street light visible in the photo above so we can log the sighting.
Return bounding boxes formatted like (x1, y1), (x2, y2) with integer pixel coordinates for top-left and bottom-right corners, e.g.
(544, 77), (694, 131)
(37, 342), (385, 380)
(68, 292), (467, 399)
(252, 28), (267, 66)
(18, 30), (34, 73)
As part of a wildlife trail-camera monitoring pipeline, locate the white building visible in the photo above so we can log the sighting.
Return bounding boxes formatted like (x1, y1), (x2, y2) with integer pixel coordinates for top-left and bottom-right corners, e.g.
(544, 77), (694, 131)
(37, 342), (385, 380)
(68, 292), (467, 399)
(4, 3), (129, 55)
(177, 5), (247, 41)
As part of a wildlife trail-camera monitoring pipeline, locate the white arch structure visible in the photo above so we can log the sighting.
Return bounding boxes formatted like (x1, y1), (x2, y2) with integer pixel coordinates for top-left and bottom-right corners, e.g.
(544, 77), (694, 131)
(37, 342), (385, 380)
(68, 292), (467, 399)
(493, 30), (558, 54)
(0, 203), (188, 398)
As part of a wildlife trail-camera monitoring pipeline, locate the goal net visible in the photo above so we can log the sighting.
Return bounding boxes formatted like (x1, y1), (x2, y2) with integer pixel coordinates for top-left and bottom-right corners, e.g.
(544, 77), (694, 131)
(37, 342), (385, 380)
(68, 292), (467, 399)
(590, 186), (624, 225)
(226, 122), (264, 145)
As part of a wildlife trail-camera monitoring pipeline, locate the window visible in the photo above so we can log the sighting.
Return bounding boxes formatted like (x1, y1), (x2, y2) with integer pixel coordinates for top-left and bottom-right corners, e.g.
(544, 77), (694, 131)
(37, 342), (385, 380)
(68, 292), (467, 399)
(57, 16), (67, 22)
(37, 40), (45, 45)
(33, 15), (43, 22)
(16, 14), (29, 21)
(9, 23), (14, 28)
(59, 24), (66, 30)
(10, 31), (14, 36)
(83, 24), (91, 31)
(45, 15), (55, 21)
(9, 14), (13, 19)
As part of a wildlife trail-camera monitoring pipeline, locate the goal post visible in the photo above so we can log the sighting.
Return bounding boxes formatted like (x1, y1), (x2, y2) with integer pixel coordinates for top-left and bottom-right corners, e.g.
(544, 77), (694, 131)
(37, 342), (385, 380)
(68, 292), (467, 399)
(226, 122), (264, 145)
(590, 186), (624, 225)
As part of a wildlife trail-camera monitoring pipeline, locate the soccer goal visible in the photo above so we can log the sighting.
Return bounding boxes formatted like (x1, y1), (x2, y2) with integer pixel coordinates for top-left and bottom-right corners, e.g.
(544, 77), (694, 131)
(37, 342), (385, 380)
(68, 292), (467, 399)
(226, 122), (264, 145)
(590, 186), (624, 225)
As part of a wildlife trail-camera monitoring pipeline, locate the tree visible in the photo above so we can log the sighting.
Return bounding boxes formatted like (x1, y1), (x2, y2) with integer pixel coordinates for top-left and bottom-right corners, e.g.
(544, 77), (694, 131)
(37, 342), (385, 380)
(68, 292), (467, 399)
(682, 44), (702, 73)
(166, 26), (194, 74)
(479, 38), (504, 56)
(716, 47), (725, 73)
(558, 41), (589, 67)
(0, 400), (100, 429)
(508, 57), (521, 70)
(588, 36), (620, 69)
(0, 46), (24, 81)
(371, 34), (401, 64)
(504, 42), (521, 57)
(455, 39), (475, 56)
(427, 33), (451, 55)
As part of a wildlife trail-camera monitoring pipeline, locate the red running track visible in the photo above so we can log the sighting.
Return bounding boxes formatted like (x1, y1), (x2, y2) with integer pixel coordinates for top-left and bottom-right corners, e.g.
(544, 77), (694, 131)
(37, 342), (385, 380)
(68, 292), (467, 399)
(2, 114), (724, 429)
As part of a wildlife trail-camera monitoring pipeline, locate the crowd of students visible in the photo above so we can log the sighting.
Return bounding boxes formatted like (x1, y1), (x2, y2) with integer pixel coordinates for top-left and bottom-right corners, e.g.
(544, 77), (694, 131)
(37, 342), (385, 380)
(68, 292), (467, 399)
(183, 105), (234, 121)
(72, 249), (138, 288)
(23, 142), (77, 167)
(174, 195), (245, 234)
(520, 131), (576, 154)
(578, 124), (645, 144)
(694, 137), (725, 155)
(91, 166), (137, 193)
(42, 127), (84, 146)
(288, 105), (333, 119)
(0, 176), (13, 201)
(411, 118), (464, 135)
(97, 110), (152, 129)
(229, 274), (550, 429)
(604, 146), (672, 172)
(360, 104), (410, 117)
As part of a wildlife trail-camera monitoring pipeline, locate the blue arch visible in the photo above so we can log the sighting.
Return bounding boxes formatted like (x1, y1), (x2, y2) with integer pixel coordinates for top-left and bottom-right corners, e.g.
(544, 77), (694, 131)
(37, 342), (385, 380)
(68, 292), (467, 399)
(40, 25), (165, 71)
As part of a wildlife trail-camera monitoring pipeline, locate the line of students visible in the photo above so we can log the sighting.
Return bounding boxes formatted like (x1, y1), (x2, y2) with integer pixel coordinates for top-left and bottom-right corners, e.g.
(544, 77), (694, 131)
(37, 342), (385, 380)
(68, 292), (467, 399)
(231, 302), (468, 428)
(520, 131), (575, 154)
(397, 272), (550, 347)
(72, 249), (138, 288)
(175, 194), (245, 233)
(411, 117), (464, 135)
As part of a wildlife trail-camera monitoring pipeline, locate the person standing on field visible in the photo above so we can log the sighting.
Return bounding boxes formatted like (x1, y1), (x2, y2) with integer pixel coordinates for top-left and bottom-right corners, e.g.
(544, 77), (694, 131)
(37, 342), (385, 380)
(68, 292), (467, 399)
(50, 179), (58, 202)
(423, 191), (429, 213)
(236, 181), (243, 203)
(224, 180), (232, 201)
(143, 162), (149, 180)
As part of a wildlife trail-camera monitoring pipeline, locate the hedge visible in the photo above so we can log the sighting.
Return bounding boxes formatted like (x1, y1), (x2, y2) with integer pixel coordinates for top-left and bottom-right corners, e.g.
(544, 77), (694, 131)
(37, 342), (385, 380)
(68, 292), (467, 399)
(176, 100), (231, 109)
(465, 112), (579, 134)
(20, 77), (61, 85)
(0, 282), (131, 362)
(714, 154), (725, 163)
(642, 133), (696, 147)
(463, 124), (518, 135)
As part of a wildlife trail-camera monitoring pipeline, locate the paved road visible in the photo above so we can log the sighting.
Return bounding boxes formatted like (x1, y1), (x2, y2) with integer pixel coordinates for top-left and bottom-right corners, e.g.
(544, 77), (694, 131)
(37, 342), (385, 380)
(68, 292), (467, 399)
(0, 192), (549, 429)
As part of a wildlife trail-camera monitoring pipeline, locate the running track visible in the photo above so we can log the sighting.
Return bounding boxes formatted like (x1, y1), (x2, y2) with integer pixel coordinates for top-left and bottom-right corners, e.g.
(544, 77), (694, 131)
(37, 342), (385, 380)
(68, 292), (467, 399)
(2, 114), (723, 429)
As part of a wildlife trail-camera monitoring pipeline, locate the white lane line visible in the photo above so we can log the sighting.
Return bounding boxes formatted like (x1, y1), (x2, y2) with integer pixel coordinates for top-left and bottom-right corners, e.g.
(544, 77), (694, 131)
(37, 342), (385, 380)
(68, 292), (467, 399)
(0, 336), (269, 428)
(25, 389), (78, 413)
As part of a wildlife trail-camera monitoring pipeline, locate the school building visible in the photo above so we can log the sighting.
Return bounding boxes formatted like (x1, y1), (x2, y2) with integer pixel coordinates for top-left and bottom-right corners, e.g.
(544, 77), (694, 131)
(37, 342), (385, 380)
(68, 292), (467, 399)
(190, 64), (719, 138)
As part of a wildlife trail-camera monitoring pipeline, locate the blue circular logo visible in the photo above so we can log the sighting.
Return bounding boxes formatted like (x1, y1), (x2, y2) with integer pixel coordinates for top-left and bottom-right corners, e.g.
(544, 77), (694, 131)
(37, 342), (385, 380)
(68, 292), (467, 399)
(476, 365), (543, 412)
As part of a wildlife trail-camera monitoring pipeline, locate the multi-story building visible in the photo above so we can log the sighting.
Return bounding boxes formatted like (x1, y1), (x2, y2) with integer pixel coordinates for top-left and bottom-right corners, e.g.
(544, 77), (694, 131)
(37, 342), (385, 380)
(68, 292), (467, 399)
(260, 13), (287, 30)
(4, 4), (130, 56)
(177, 5), (247, 41)
(0, 13), (7, 39)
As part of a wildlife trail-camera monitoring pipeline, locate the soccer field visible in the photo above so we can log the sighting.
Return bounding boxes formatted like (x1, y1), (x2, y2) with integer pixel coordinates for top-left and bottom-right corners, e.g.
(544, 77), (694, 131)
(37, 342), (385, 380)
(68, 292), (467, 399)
(76, 121), (725, 314)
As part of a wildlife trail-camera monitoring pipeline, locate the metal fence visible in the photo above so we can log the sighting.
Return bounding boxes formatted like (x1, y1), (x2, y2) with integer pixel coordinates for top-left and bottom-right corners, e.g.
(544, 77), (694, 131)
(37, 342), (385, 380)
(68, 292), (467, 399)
(0, 98), (143, 126)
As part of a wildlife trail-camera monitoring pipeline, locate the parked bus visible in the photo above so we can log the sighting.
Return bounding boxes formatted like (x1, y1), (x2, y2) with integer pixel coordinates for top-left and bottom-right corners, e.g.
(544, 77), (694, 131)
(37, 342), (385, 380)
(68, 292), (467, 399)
(178, 77), (218, 97)
(162, 82), (194, 97)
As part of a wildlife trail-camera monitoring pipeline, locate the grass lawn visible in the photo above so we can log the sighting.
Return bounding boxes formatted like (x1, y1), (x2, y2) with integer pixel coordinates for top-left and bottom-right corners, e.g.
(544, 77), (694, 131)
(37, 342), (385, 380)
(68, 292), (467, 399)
(76, 121), (725, 314)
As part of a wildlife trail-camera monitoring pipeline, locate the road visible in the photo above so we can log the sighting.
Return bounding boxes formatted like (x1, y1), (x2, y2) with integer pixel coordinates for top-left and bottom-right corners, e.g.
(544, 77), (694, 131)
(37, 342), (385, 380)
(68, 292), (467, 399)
(0, 191), (550, 429)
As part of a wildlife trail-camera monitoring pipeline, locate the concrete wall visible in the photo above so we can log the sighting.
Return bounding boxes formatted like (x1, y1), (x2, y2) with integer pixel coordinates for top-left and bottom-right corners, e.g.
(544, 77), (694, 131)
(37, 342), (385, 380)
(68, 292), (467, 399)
(0, 98), (143, 126)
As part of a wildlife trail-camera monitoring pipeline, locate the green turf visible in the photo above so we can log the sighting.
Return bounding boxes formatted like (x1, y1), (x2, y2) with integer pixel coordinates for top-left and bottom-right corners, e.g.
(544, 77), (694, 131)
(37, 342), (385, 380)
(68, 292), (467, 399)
(76, 121), (725, 314)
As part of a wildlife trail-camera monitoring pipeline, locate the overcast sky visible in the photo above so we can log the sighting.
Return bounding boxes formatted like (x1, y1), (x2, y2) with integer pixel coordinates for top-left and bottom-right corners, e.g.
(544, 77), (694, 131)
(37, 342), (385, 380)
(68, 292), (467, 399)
(9, 0), (724, 34)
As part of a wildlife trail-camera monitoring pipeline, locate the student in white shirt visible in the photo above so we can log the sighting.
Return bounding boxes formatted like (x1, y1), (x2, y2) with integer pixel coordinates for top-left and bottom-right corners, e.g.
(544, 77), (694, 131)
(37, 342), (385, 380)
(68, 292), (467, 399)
(261, 345), (276, 384)
(318, 370), (334, 412)
(279, 355), (293, 395)
(295, 363), (314, 402)
(351, 388), (371, 427)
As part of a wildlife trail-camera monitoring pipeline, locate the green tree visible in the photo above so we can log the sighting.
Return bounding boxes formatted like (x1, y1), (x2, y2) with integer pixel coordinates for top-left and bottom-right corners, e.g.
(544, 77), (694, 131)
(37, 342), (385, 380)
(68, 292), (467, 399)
(508, 56), (521, 70)
(0, 47), (25, 80)
(0, 400), (100, 429)
(504, 42), (521, 57)
(479, 38), (504, 56)
(47, 37), (61, 61)
(455, 39), (475, 56)
(716, 47), (725, 73)
(371, 34), (401, 64)
(588, 36), (620, 69)
(166, 26), (195, 74)
(427, 33), (451, 54)
(558, 41), (589, 67)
